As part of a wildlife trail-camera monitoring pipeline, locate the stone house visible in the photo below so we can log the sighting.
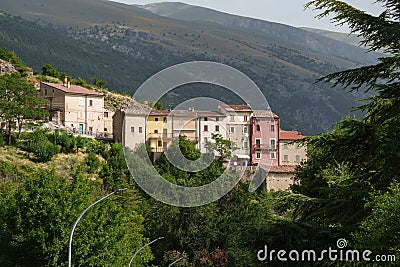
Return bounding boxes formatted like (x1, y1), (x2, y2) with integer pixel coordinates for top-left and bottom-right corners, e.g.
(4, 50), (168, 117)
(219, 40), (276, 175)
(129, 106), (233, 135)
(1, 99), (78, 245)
(39, 81), (113, 137)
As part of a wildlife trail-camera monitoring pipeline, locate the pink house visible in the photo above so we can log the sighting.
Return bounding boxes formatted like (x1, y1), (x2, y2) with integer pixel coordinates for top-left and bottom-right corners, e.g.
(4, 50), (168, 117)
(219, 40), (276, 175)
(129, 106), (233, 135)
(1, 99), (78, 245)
(251, 110), (280, 167)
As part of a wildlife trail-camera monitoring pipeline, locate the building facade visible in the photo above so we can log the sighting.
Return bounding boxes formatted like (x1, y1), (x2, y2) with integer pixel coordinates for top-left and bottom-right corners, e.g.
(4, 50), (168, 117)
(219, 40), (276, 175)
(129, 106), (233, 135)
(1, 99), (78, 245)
(279, 131), (307, 166)
(251, 110), (280, 167)
(113, 103), (149, 152)
(39, 81), (112, 137)
(196, 111), (226, 153)
(218, 105), (253, 163)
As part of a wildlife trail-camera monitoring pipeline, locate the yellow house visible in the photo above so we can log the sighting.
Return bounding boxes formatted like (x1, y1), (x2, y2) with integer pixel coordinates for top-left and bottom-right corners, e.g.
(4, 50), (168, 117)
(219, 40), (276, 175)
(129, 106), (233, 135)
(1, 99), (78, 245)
(146, 110), (173, 153)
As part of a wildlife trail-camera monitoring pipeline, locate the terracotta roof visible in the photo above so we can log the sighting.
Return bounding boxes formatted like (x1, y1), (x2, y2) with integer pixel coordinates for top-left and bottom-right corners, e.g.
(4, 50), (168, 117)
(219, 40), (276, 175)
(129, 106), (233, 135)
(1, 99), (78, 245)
(280, 131), (305, 140)
(268, 165), (297, 173)
(149, 110), (171, 116)
(253, 110), (279, 119)
(42, 82), (103, 96)
(195, 111), (225, 117)
(220, 104), (252, 112)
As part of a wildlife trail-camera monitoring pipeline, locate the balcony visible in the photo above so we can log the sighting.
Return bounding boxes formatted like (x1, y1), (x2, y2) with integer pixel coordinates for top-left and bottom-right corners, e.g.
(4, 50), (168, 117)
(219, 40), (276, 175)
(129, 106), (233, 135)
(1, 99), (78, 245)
(254, 144), (276, 150)
(147, 133), (174, 139)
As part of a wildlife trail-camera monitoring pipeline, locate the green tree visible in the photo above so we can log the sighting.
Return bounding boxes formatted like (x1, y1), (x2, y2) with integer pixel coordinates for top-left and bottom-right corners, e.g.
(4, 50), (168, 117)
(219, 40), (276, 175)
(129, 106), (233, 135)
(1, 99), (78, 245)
(205, 133), (237, 162)
(0, 74), (49, 144)
(0, 170), (152, 266)
(0, 48), (29, 76)
(41, 63), (58, 77)
(93, 77), (107, 88)
(289, 0), (400, 250)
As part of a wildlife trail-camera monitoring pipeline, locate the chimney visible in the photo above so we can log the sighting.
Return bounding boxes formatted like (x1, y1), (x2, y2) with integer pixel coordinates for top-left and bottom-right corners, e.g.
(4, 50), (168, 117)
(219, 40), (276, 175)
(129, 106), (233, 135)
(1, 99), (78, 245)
(67, 81), (71, 89)
(64, 78), (68, 87)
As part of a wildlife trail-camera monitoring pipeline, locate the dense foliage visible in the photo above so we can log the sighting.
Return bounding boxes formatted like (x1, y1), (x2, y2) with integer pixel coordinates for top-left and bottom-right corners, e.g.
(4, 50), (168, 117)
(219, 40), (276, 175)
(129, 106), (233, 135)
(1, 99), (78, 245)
(0, 74), (49, 144)
(287, 0), (400, 264)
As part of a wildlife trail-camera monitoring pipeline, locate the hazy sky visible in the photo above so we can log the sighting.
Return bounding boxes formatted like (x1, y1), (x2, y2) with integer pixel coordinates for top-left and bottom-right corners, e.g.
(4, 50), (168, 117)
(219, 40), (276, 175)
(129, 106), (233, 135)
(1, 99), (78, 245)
(115, 0), (383, 32)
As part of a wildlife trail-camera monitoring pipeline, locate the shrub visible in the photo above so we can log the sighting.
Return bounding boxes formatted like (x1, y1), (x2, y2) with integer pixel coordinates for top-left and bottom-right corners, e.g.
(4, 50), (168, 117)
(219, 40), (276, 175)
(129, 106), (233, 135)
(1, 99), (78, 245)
(24, 129), (60, 162)
(85, 152), (101, 173)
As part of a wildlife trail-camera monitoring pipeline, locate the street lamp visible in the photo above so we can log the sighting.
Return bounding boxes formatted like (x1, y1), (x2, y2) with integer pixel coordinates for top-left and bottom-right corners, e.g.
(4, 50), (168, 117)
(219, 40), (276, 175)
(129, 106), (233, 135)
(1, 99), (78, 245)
(169, 256), (187, 267)
(128, 237), (164, 267)
(68, 188), (127, 267)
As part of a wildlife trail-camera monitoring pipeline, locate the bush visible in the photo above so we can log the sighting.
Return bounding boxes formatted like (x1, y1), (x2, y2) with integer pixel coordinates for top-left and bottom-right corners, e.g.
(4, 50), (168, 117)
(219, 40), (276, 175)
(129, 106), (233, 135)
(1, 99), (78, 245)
(85, 152), (101, 173)
(24, 129), (60, 162)
(31, 141), (60, 162)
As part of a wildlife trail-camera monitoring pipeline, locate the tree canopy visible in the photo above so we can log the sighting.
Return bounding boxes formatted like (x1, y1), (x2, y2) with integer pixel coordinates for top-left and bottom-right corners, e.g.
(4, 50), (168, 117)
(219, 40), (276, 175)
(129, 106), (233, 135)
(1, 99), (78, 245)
(288, 0), (400, 260)
(0, 74), (48, 144)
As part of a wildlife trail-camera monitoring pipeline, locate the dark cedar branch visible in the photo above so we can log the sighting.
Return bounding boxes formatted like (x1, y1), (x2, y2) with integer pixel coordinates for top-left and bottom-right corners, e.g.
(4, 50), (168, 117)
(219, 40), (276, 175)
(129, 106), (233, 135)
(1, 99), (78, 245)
(305, 0), (400, 121)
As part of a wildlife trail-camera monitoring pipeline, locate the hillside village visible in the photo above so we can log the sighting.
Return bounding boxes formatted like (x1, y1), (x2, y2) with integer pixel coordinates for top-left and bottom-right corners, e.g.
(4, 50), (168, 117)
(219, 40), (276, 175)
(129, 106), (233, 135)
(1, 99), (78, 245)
(0, 56), (306, 191)
(0, 1), (398, 266)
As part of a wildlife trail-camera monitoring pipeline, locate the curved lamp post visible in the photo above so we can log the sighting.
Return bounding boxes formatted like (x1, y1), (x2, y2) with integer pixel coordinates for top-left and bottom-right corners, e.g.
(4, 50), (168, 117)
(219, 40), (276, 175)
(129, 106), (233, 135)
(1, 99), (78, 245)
(168, 256), (187, 267)
(68, 188), (127, 267)
(128, 237), (164, 267)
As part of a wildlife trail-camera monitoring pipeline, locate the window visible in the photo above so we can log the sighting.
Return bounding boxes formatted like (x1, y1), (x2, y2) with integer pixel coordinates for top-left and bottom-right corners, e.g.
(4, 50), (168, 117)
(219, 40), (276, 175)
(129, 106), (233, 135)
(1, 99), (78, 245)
(255, 139), (261, 148)
(215, 125), (220, 132)
(243, 126), (248, 134)
(283, 155), (289, 162)
(204, 117), (208, 121)
(270, 139), (276, 149)
(270, 124), (275, 132)
(155, 118), (159, 122)
(283, 142), (289, 149)
(158, 141), (162, 147)
(131, 127), (135, 133)
(243, 115), (248, 122)
(154, 130), (158, 134)
(230, 127), (235, 133)
(216, 117), (219, 122)
(79, 98), (84, 106)
(45, 88), (48, 96)
(270, 152), (276, 159)
(256, 153), (261, 159)
(104, 112), (109, 118)
(230, 115), (235, 122)
(139, 127), (143, 133)
(89, 100), (93, 107)
(163, 117), (167, 123)
(204, 125), (208, 132)
(88, 112), (94, 120)
(104, 128), (108, 132)
(77, 111), (82, 119)
(243, 141), (249, 149)
(296, 155), (301, 162)
(204, 137), (208, 143)
(256, 125), (261, 131)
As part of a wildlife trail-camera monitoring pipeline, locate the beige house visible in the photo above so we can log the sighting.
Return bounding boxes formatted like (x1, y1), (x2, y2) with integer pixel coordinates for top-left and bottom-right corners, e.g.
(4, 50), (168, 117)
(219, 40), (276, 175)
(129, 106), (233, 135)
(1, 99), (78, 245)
(113, 101), (150, 151)
(279, 131), (306, 166)
(39, 81), (113, 137)
(266, 166), (299, 191)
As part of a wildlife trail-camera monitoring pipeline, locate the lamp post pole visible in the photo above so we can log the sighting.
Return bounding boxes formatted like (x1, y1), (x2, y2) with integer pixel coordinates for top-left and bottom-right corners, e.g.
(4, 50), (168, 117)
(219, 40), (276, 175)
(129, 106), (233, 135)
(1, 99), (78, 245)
(68, 188), (127, 267)
(128, 237), (164, 267)
(169, 256), (187, 267)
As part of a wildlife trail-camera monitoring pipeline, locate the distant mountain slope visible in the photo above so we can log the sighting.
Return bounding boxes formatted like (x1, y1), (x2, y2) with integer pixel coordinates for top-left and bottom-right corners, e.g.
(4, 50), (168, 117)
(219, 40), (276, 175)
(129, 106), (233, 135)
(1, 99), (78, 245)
(0, 0), (377, 134)
(140, 2), (378, 65)
(300, 27), (363, 48)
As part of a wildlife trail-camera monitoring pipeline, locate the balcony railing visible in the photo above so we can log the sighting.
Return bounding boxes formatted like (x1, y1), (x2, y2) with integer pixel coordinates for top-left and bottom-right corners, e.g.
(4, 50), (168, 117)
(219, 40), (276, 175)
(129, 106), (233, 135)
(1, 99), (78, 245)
(147, 133), (174, 139)
(254, 144), (276, 150)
